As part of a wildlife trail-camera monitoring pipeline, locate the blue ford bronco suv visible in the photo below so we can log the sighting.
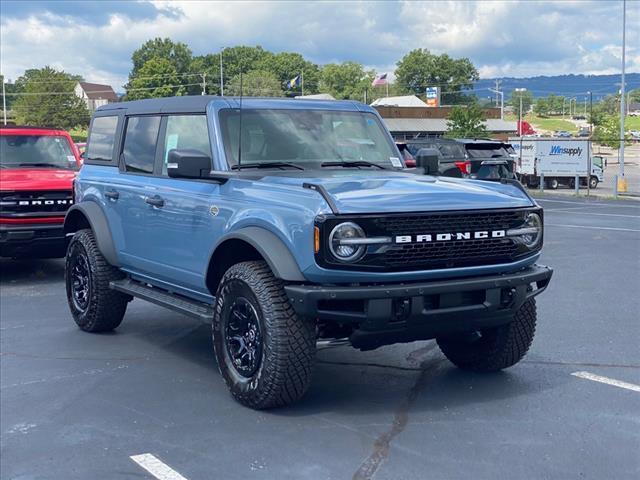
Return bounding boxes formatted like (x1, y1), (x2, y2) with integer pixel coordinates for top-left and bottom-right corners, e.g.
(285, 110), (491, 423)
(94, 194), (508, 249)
(64, 96), (552, 409)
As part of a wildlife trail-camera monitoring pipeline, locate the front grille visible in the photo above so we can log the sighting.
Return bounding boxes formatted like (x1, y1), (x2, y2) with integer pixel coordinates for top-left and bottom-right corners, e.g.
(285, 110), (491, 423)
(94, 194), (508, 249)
(317, 208), (539, 272)
(0, 191), (73, 217)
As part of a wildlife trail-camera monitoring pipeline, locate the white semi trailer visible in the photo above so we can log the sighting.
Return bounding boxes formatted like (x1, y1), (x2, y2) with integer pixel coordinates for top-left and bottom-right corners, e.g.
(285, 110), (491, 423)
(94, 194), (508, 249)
(510, 138), (603, 189)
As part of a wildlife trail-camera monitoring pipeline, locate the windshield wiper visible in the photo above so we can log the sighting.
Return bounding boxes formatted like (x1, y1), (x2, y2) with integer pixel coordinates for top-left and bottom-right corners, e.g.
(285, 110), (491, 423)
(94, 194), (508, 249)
(321, 160), (386, 170)
(232, 162), (304, 171)
(17, 163), (71, 168)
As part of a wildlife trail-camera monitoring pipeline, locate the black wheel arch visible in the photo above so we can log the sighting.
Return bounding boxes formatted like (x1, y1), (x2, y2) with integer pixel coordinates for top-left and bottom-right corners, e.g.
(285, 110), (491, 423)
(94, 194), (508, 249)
(64, 202), (119, 267)
(206, 227), (305, 295)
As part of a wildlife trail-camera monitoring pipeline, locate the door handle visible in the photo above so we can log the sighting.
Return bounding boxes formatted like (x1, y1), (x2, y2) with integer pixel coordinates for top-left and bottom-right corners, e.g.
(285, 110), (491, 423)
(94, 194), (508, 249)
(144, 195), (164, 208)
(105, 189), (119, 200)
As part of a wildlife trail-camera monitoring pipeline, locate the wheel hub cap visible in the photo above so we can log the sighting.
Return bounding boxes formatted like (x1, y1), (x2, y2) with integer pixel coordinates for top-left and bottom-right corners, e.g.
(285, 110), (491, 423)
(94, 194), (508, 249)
(224, 297), (262, 377)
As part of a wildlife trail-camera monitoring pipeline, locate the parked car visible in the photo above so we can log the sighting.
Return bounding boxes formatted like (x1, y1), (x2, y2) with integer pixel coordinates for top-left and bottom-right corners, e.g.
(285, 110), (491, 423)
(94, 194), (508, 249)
(64, 96), (553, 409)
(455, 139), (517, 180)
(554, 130), (572, 138)
(0, 126), (81, 258)
(403, 138), (468, 177)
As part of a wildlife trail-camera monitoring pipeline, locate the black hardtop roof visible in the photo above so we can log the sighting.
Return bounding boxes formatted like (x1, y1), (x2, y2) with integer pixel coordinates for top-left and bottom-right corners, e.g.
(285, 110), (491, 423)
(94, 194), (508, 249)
(403, 138), (461, 144)
(95, 95), (364, 116)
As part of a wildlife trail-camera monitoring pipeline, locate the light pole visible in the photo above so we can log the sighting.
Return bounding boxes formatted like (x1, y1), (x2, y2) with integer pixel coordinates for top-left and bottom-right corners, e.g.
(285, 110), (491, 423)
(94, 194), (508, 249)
(488, 87), (504, 119)
(618, 0), (627, 192)
(588, 91), (593, 135)
(1, 76), (6, 126)
(515, 88), (527, 135)
(219, 47), (225, 96)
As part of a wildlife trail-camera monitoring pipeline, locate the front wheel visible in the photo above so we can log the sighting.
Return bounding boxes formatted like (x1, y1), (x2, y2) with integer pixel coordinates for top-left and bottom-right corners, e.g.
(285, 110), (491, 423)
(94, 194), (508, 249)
(437, 299), (537, 372)
(212, 261), (316, 409)
(589, 176), (598, 189)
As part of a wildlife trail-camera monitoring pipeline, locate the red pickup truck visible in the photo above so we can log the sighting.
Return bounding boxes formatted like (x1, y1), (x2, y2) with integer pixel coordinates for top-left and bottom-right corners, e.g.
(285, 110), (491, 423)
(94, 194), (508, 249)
(0, 126), (81, 258)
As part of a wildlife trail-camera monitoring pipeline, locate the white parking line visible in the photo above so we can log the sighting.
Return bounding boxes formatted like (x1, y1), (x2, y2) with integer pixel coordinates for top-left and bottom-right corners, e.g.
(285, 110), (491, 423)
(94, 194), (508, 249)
(130, 454), (189, 480)
(546, 223), (640, 232)
(571, 371), (640, 393)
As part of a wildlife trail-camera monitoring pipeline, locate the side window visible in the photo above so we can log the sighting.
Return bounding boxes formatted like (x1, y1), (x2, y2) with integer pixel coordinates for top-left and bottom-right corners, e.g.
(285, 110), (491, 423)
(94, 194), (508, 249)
(122, 116), (161, 174)
(86, 116), (118, 162)
(162, 115), (212, 175)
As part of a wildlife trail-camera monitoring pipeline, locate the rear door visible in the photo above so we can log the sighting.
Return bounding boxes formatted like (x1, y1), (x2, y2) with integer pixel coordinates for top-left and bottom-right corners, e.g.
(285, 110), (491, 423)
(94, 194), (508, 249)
(114, 115), (163, 274)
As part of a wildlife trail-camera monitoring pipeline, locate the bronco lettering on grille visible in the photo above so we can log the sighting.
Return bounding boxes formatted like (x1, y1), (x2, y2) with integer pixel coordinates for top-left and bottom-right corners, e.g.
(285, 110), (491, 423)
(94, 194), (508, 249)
(395, 230), (506, 243)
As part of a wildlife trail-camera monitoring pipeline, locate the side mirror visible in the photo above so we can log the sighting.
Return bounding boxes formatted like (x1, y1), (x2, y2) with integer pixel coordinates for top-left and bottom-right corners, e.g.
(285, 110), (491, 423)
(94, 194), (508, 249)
(167, 149), (212, 179)
(415, 148), (440, 175)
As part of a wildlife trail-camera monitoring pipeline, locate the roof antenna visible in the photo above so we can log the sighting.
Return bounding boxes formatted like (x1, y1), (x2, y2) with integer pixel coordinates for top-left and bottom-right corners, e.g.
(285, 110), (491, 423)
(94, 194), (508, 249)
(237, 63), (243, 170)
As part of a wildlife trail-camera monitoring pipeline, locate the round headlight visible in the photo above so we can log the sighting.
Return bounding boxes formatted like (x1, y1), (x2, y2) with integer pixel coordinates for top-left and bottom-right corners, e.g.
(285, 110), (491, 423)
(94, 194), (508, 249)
(521, 212), (542, 248)
(329, 222), (366, 262)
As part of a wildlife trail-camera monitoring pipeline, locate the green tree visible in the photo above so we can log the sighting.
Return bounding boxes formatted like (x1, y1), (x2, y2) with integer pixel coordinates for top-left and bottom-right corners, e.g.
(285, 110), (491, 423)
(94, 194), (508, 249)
(219, 46), (273, 85)
(394, 49), (478, 103)
(593, 114), (630, 149)
(629, 88), (640, 104)
(189, 54), (221, 95)
(443, 102), (488, 138)
(319, 62), (373, 100)
(128, 38), (193, 92)
(226, 70), (283, 97)
(533, 97), (549, 117)
(257, 52), (320, 95)
(509, 89), (534, 118)
(12, 67), (89, 129)
(126, 58), (185, 100)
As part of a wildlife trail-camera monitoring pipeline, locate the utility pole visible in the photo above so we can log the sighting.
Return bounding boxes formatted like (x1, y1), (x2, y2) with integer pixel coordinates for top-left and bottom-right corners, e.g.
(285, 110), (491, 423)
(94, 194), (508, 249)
(494, 79), (501, 107)
(488, 87), (504, 119)
(618, 0), (627, 192)
(1, 76), (6, 126)
(201, 73), (206, 95)
(515, 88), (527, 135)
(588, 91), (593, 134)
(219, 48), (224, 96)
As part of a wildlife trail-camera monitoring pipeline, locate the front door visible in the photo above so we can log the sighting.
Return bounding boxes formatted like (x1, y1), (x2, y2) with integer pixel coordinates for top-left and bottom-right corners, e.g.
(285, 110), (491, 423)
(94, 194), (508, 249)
(138, 114), (223, 297)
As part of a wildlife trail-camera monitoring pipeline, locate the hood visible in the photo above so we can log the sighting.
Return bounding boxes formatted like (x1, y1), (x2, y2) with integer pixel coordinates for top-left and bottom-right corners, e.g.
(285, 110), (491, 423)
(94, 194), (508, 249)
(0, 168), (77, 191)
(250, 170), (535, 214)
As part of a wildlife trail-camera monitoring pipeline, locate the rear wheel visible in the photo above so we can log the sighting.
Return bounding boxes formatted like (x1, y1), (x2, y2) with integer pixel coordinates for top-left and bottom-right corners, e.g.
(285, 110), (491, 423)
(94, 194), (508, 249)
(546, 178), (559, 190)
(65, 229), (129, 332)
(437, 299), (537, 372)
(212, 261), (316, 409)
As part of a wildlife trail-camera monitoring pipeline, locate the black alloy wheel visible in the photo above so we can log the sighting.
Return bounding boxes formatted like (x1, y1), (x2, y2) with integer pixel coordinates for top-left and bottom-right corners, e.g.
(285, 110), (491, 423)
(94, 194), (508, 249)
(224, 296), (263, 378)
(70, 247), (91, 312)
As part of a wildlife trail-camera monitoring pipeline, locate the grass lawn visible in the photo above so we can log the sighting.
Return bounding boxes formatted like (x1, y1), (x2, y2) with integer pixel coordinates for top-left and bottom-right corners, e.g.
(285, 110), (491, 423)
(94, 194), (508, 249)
(626, 116), (640, 130)
(505, 114), (578, 133)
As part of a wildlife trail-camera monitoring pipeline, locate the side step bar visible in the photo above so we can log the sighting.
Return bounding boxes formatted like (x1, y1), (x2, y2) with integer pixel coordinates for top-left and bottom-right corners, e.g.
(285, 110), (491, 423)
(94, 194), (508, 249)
(110, 279), (213, 323)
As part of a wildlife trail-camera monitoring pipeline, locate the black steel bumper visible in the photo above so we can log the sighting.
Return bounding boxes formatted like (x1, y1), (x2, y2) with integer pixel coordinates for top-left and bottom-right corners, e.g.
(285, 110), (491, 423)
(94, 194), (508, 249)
(285, 264), (553, 350)
(0, 224), (68, 258)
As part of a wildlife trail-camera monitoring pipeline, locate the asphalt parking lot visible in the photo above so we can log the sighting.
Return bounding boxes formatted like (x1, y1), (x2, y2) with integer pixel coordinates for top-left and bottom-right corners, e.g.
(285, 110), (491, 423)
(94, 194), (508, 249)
(1, 196), (639, 480)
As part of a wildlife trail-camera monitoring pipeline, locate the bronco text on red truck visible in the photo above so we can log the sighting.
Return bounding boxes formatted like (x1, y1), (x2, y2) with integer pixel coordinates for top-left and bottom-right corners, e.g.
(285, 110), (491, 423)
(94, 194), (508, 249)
(0, 126), (81, 258)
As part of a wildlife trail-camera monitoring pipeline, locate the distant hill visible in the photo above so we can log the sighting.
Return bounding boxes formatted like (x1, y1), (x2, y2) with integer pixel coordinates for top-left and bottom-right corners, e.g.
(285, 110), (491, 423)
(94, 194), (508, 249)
(470, 73), (640, 100)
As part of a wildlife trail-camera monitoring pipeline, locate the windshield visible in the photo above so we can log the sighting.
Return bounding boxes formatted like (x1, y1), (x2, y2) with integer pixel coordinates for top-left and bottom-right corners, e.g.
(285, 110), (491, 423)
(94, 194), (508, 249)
(0, 135), (78, 170)
(220, 109), (399, 169)
(465, 144), (511, 159)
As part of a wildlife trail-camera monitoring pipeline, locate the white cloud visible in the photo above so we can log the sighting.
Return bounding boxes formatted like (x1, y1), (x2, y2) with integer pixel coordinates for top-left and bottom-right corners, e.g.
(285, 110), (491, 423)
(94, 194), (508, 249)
(1, 0), (638, 90)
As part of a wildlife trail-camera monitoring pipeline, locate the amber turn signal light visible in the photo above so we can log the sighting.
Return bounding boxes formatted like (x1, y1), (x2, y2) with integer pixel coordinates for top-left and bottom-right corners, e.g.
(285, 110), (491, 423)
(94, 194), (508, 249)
(314, 226), (320, 253)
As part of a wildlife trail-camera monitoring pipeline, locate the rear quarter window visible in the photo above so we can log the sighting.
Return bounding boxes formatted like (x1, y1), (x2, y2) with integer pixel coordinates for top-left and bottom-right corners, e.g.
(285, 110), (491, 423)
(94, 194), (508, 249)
(86, 116), (119, 163)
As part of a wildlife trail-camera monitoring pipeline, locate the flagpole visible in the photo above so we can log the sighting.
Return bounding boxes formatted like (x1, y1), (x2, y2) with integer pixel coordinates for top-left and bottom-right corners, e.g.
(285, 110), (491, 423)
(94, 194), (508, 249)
(386, 82), (389, 98)
(301, 71), (304, 96)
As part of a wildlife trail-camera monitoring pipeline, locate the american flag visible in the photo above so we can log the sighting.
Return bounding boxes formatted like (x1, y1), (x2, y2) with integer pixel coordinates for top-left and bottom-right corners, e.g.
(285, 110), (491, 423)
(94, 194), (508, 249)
(372, 73), (388, 86)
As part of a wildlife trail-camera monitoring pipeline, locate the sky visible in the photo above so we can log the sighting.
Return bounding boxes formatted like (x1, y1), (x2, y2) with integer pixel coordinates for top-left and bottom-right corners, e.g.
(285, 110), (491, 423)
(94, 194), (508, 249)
(1, 0), (638, 90)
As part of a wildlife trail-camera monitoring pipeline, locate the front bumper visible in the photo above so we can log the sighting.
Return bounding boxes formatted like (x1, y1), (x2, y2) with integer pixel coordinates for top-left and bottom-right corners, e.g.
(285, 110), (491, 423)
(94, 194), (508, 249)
(285, 264), (553, 350)
(0, 223), (68, 258)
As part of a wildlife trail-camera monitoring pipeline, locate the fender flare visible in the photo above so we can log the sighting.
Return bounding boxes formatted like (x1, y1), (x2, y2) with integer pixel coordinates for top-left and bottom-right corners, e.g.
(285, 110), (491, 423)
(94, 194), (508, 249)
(213, 227), (305, 282)
(64, 202), (119, 266)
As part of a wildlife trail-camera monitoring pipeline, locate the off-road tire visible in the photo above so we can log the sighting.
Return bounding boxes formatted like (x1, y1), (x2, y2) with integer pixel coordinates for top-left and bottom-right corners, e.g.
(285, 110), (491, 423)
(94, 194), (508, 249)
(65, 229), (129, 332)
(212, 261), (315, 409)
(436, 299), (537, 372)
